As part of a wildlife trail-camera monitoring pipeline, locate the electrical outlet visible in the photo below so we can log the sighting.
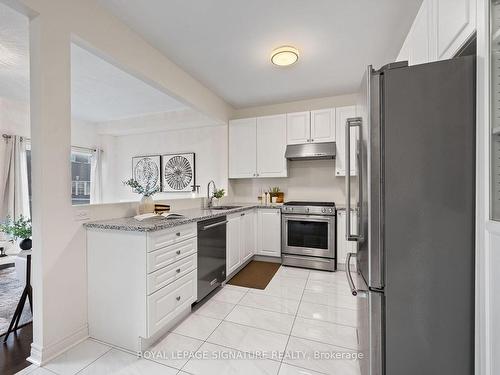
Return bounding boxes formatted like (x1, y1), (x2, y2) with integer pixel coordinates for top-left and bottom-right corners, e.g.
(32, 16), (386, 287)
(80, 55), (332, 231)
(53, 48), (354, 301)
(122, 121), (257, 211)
(74, 209), (90, 221)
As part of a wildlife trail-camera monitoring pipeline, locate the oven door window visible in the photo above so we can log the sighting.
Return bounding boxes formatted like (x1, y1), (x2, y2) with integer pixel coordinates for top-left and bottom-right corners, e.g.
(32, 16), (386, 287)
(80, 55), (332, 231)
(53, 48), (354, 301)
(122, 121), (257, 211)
(287, 220), (329, 249)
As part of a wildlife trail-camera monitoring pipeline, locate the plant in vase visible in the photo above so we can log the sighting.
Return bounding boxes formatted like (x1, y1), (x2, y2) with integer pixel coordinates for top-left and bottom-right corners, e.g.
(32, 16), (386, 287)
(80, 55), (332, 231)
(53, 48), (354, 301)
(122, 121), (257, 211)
(123, 178), (159, 214)
(0, 215), (33, 250)
(269, 186), (284, 204)
(212, 188), (225, 207)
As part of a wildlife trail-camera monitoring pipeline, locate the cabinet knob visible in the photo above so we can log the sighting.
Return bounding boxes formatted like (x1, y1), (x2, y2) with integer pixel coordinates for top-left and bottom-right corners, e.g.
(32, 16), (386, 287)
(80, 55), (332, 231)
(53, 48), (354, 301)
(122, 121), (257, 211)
(176, 250), (181, 255)
(176, 268), (181, 273)
(176, 232), (181, 236)
(311, 139), (314, 142)
(176, 296), (181, 301)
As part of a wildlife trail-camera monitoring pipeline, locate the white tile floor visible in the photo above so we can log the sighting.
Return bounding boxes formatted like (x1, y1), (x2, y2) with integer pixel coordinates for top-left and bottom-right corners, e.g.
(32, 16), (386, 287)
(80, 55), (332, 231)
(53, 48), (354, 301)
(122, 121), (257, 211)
(18, 265), (362, 375)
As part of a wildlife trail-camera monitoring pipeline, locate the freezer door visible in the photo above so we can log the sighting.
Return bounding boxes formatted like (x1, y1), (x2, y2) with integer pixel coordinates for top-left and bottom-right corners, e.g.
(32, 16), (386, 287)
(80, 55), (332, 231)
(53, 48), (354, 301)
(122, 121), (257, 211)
(383, 57), (475, 375)
(357, 290), (384, 375)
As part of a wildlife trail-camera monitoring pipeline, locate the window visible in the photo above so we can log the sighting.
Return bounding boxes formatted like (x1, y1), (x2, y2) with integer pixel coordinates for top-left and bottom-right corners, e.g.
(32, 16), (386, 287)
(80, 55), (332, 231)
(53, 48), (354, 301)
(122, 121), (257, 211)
(25, 145), (94, 206)
(71, 150), (92, 205)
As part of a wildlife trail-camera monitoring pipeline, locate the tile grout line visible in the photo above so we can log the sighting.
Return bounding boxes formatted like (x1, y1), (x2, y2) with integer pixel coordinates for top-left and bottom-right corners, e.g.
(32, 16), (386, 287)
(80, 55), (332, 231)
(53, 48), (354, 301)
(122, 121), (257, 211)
(176, 286), (250, 374)
(276, 267), (310, 374)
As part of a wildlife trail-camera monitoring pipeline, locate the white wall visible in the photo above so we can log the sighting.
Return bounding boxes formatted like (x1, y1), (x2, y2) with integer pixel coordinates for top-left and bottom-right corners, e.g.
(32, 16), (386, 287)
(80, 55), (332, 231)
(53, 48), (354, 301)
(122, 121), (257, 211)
(99, 123), (228, 203)
(229, 159), (348, 204)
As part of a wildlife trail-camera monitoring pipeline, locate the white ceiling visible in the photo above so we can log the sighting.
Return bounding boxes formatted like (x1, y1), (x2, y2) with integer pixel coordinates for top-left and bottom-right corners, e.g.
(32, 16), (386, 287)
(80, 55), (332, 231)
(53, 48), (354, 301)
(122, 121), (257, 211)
(98, 0), (423, 108)
(71, 45), (186, 122)
(0, 2), (187, 123)
(0, 2), (29, 103)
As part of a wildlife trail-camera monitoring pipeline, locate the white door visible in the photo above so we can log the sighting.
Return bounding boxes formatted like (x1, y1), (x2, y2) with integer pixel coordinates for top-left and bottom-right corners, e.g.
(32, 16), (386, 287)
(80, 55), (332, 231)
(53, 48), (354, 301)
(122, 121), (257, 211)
(257, 209), (281, 257)
(240, 210), (256, 263)
(229, 118), (257, 178)
(311, 108), (335, 143)
(226, 215), (241, 276)
(286, 111), (310, 145)
(256, 114), (288, 177)
(335, 106), (357, 176)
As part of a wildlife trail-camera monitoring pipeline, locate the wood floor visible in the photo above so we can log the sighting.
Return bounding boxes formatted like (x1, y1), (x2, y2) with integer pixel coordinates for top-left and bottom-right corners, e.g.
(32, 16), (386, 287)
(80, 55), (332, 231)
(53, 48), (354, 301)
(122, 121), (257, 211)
(0, 323), (32, 375)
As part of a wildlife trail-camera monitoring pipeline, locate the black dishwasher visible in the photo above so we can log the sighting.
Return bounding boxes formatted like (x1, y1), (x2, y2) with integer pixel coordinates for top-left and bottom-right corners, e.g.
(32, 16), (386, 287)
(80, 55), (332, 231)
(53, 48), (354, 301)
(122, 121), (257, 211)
(196, 216), (227, 302)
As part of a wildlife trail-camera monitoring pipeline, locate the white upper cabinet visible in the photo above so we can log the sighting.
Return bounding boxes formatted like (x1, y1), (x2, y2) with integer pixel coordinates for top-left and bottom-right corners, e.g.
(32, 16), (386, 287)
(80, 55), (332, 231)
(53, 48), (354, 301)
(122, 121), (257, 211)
(335, 106), (357, 177)
(229, 118), (257, 178)
(286, 110), (335, 145)
(311, 108), (336, 143)
(229, 115), (287, 179)
(436, 0), (476, 59)
(286, 112), (310, 144)
(257, 114), (288, 178)
(396, 0), (476, 65)
(396, 0), (434, 65)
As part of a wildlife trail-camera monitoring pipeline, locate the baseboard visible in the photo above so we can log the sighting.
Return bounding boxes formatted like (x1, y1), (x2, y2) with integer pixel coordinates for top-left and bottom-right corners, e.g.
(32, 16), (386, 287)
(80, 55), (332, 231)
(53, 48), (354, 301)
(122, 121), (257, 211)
(253, 255), (282, 263)
(28, 323), (89, 366)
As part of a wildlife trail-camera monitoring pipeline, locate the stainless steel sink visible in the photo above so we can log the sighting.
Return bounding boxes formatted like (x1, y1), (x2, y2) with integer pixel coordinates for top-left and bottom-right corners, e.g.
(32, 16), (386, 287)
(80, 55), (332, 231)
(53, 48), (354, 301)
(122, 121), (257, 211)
(209, 205), (242, 210)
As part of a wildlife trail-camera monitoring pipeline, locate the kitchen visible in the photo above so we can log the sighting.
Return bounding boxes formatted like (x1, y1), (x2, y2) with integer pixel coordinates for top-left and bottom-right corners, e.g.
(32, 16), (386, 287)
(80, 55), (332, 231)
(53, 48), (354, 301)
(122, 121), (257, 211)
(0, 1), (492, 375)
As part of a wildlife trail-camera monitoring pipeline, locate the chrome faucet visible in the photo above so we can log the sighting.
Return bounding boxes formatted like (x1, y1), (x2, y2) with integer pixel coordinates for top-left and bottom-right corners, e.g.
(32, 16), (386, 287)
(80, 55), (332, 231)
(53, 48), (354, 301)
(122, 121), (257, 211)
(207, 180), (216, 208)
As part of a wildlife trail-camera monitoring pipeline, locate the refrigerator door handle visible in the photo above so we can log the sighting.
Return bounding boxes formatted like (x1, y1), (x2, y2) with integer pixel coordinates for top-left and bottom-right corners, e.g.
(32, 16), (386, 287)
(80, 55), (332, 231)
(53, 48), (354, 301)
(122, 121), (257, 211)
(345, 252), (366, 296)
(345, 117), (363, 241)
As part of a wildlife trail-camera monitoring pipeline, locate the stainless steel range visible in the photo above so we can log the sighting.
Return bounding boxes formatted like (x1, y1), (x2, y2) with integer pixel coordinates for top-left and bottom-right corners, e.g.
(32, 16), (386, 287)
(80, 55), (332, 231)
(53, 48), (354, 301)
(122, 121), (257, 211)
(281, 201), (336, 271)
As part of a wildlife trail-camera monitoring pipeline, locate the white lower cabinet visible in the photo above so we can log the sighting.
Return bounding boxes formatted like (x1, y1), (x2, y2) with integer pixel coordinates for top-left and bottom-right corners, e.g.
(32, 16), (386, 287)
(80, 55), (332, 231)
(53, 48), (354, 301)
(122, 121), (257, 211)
(226, 213), (242, 276)
(227, 209), (257, 278)
(87, 223), (198, 353)
(256, 208), (281, 257)
(240, 210), (256, 263)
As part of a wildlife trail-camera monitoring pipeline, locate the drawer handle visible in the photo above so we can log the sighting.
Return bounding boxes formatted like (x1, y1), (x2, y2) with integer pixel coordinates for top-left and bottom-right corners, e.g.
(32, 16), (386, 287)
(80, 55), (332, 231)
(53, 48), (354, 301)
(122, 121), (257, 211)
(176, 250), (181, 255)
(176, 296), (181, 301)
(176, 232), (181, 237)
(176, 268), (181, 273)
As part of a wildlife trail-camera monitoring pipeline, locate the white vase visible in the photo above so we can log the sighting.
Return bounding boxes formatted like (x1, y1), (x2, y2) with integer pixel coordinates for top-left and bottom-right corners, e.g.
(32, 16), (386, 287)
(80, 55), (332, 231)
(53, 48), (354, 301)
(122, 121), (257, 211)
(137, 196), (155, 215)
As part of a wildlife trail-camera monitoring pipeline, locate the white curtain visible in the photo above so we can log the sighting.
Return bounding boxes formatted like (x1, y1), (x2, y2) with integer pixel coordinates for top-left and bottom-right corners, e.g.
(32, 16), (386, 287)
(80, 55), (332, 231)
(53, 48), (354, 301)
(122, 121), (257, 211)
(0, 135), (30, 221)
(90, 148), (102, 204)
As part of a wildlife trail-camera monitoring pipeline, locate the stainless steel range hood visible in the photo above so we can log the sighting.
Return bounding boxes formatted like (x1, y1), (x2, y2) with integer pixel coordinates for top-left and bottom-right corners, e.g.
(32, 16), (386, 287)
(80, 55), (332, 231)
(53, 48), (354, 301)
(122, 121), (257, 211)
(285, 142), (336, 161)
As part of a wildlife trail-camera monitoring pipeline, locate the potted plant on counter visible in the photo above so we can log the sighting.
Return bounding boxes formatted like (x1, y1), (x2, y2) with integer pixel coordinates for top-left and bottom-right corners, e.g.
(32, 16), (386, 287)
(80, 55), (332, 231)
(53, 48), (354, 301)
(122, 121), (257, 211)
(0, 215), (32, 250)
(212, 188), (225, 207)
(269, 186), (284, 204)
(123, 178), (159, 214)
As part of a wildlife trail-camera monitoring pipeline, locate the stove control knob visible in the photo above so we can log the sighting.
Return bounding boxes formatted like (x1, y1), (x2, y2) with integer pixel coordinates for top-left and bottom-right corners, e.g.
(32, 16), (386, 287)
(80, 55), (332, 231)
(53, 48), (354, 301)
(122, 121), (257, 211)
(321, 208), (326, 213)
(328, 208), (333, 213)
(305, 208), (309, 213)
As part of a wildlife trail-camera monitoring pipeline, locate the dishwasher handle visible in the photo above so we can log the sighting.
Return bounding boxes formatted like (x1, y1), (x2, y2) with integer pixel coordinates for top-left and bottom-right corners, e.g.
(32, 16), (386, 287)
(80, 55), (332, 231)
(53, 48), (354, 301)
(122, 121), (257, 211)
(200, 220), (228, 231)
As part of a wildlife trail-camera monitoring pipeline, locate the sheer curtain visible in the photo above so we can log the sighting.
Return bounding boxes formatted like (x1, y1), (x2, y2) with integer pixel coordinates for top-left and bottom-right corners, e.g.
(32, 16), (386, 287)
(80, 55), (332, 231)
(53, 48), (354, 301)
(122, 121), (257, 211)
(0, 135), (30, 220)
(90, 148), (102, 204)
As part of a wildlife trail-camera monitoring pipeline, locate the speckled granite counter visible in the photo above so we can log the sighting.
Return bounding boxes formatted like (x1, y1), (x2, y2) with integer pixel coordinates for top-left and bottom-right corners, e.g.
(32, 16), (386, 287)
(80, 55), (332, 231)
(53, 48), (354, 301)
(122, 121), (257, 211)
(84, 203), (282, 232)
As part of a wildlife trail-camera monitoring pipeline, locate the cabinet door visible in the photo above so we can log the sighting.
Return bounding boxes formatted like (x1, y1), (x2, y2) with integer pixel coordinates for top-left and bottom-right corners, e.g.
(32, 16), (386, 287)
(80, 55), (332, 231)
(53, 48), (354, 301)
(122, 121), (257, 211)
(229, 118), (257, 178)
(240, 210), (256, 263)
(311, 109), (335, 143)
(257, 115), (288, 177)
(227, 216), (241, 276)
(335, 106), (357, 176)
(286, 111), (310, 145)
(437, 0), (476, 59)
(257, 209), (281, 257)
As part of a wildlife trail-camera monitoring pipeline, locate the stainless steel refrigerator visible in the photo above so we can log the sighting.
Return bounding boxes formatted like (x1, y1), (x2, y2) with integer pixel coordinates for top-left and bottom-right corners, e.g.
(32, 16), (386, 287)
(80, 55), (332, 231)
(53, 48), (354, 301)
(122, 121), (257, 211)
(344, 56), (475, 375)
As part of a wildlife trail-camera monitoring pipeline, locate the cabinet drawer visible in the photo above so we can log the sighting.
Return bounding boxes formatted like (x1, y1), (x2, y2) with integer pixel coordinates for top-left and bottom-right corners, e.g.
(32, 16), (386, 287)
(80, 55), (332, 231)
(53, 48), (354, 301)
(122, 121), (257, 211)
(147, 270), (197, 337)
(148, 254), (197, 295)
(147, 223), (196, 252)
(147, 237), (197, 273)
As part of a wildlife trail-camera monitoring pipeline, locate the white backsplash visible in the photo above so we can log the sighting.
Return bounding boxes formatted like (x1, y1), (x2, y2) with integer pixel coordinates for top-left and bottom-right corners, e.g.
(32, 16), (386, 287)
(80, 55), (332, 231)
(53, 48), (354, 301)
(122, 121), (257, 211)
(228, 159), (349, 204)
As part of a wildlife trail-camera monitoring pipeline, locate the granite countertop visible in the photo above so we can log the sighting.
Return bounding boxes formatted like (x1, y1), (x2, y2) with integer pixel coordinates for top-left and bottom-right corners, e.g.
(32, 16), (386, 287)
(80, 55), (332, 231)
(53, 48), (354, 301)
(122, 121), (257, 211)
(84, 203), (283, 232)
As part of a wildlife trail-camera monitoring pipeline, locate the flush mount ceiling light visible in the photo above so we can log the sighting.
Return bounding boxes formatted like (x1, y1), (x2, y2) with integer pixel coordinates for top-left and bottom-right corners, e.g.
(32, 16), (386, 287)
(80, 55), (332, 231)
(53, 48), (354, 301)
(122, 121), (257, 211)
(271, 46), (299, 66)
